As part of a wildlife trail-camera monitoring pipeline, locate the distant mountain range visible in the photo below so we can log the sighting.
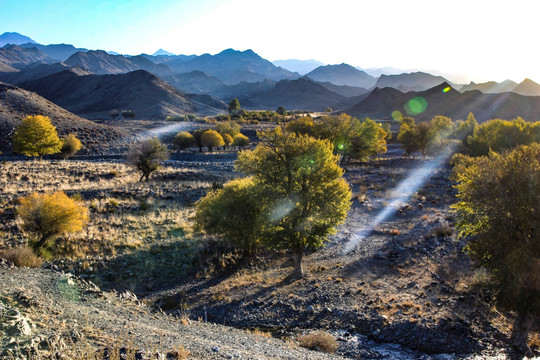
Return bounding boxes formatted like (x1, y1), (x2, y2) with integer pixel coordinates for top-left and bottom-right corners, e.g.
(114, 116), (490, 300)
(344, 82), (540, 123)
(2, 31), (540, 123)
(305, 64), (377, 89)
(19, 69), (225, 119)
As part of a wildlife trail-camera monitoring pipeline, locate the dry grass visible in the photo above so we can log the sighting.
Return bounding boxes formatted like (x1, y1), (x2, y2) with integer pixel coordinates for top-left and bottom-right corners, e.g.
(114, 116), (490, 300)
(298, 331), (338, 353)
(0, 246), (43, 268)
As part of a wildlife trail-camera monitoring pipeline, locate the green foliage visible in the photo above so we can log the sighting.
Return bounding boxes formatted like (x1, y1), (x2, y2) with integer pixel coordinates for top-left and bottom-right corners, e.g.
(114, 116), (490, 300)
(382, 122), (392, 142)
(276, 106), (287, 115)
(284, 117), (315, 137)
(173, 131), (195, 152)
(451, 144), (540, 351)
(215, 121), (241, 138)
(12, 115), (62, 159)
(201, 129), (224, 152)
(196, 177), (263, 255)
(192, 129), (207, 152)
(286, 114), (387, 162)
(126, 137), (168, 181)
(60, 134), (82, 158)
(467, 117), (540, 156)
(236, 127), (351, 277)
(451, 112), (478, 147)
(233, 133), (249, 148)
(228, 98), (241, 115)
(222, 133), (233, 148)
(397, 123), (419, 157)
(18, 191), (89, 254)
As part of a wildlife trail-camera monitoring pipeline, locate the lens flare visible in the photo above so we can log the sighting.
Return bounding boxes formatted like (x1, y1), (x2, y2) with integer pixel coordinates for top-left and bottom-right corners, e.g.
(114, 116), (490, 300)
(442, 86), (451, 93)
(342, 143), (458, 254)
(268, 198), (296, 223)
(139, 122), (193, 140)
(404, 97), (428, 115)
(391, 110), (403, 122)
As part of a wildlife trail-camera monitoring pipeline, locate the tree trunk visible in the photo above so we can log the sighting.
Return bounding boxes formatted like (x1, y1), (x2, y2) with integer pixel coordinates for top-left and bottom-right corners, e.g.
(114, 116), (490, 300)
(511, 311), (534, 356)
(291, 248), (304, 278)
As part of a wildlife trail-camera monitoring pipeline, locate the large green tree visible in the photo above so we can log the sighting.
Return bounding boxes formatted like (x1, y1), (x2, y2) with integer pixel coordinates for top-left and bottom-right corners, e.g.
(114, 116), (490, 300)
(452, 144), (540, 355)
(13, 115), (62, 160)
(236, 127), (351, 278)
(196, 177), (264, 256)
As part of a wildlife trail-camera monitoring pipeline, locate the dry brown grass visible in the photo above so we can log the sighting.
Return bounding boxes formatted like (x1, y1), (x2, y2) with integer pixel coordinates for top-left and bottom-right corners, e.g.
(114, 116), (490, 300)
(0, 246), (43, 268)
(298, 331), (338, 353)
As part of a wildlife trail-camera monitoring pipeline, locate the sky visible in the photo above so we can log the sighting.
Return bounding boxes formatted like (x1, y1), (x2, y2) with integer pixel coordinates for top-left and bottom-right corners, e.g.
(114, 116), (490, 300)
(1, 0), (539, 84)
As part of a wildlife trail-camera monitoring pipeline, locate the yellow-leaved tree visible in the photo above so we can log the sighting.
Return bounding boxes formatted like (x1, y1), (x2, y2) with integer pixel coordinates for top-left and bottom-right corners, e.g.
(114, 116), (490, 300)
(12, 115), (62, 160)
(18, 191), (89, 255)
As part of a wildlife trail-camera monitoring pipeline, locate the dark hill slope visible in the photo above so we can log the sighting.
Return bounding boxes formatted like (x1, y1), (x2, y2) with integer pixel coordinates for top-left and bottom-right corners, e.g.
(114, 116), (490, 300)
(163, 70), (224, 94)
(248, 78), (353, 111)
(305, 63), (376, 89)
(0, 62), (91, 84)
(345, 82), (540, 122)
(20, 69), (225, 119)
(0, 82), (125, 153)
(64, 50), (139, 74)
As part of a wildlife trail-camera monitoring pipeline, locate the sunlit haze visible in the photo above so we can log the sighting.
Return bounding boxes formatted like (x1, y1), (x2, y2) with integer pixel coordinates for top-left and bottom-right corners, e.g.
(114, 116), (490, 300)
(1, 0), (538, 84)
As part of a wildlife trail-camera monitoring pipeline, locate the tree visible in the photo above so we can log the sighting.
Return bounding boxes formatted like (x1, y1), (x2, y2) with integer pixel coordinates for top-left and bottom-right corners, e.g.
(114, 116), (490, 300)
(222, 133), (233, 149)
(415, 122), (431, 157)
(276, 106), (286, 115)
(18, 191), (89, 255)
(285, 117), (315, 137)
(397, 122), (419, 157)
(192, 129), (207, 153)
(215, 121), (241, 138)
(173, 131), (195, 152)
(233, 133), (250, 149)
(60, 134), (82, 158)
(12, 115), (62, 160)
(451, 112), (477, 147)
(201, 129), (224, 152)
(236, 127), (351, 278)
(451, 144), (540, 355)
(196, 177), (263, 256)
(126, 137), (168, 181)
(228, 98), (241, 115)
(382, 122), (392, 142)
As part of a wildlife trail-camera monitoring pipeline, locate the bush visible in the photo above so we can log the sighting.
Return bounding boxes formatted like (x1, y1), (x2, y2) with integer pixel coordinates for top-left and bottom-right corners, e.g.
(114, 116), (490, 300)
(18, 191), (89, 255)
(232, 133), (249, 148)
(60, 134), (83, 158)
(298, 331), (338, 353)
(0, 247), (43, 268)
(201, 129), (224, 152)
(126, 137), (169, 181)
(173, 131), (195, 152)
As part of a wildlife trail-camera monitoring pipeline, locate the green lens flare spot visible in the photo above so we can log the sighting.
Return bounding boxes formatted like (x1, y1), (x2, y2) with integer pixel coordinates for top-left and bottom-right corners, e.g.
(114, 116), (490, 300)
(404, 97), (428, 115)
(337, 144), (344, 150)
(391, 110), (403, 122)
(442, 86), (451, 93)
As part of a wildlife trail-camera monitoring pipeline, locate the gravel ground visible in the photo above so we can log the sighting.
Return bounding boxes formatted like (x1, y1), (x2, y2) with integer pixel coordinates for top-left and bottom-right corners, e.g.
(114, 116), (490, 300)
(0, 263), (348, 360)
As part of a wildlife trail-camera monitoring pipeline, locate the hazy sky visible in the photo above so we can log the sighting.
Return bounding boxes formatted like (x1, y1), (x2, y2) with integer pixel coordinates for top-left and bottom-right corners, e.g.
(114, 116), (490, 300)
(1, 0), (538, 83)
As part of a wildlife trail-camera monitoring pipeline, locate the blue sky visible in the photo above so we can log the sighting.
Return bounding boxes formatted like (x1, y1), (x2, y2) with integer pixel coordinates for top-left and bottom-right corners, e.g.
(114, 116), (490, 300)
(1, 0), (539, 84)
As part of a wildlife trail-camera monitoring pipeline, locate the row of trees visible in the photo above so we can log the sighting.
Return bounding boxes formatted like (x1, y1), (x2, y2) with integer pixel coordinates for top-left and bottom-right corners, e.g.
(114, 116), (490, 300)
(284, 114), (389, 163)
(397, 113), (540, 157)
(12, 115), (82, 159)
(173, 122), (249, 153)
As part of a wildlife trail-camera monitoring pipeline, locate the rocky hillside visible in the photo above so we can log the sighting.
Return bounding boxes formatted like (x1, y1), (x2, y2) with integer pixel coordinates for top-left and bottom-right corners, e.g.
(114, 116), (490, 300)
(0, 82), (126, 153)
(20, 69), (226, 119)
(0, 62), (91, 85)
(0, 45), (54, 69)
(0, 264), (345, 360)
